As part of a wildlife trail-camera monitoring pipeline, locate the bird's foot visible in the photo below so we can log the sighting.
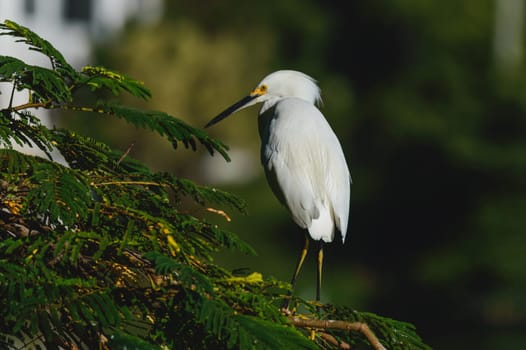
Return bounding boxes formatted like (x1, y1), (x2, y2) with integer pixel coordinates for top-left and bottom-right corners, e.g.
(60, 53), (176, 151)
(280, 306), (293, 316)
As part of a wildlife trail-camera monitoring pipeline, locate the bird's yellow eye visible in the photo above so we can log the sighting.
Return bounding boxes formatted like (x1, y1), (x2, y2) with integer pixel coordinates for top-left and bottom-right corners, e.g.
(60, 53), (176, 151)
(251, 84), (268, 96)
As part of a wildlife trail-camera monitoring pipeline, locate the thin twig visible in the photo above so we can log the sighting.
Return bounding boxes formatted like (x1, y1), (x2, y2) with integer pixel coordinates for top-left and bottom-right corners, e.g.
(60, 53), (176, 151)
(62, 105), (106, 114)
(8, 83), (16, 109)
(93, 181), (165, 187)
(206, 207), (231, 222)
(289, 316), (387, 350)
(116, 142), (135, 166)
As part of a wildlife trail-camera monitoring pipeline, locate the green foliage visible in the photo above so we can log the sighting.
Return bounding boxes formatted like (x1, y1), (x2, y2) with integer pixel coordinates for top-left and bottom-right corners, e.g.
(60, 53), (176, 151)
(0, 20), (431, 349)
(0, 56), (72, 104)
(0, 20), (228, 161)
(321, 305), (432, 350)
(89, 103), (231, 160)
(25, 162), (92, 226)
(81, 65), (151, 99)
(0, 20), (76, 79)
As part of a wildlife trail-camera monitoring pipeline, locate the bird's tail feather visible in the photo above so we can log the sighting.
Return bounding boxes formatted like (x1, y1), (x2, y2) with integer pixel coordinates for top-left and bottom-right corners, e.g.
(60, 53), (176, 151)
(308, 202), (334, 243)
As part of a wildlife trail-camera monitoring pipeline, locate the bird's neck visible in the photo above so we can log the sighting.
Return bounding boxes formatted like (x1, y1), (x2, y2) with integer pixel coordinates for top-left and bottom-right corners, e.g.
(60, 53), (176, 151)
(259, 97), (282, 115)
(257, 105), (274, 140)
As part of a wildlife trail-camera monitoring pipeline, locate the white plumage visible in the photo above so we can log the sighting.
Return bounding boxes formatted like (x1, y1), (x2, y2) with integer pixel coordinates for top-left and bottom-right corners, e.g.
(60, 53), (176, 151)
(259, 96), (350, 243)
(206, 70), (351, 301)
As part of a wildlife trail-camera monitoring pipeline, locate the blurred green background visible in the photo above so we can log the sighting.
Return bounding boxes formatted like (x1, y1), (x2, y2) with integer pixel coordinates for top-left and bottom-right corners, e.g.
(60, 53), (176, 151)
(65, 1), (526, 348)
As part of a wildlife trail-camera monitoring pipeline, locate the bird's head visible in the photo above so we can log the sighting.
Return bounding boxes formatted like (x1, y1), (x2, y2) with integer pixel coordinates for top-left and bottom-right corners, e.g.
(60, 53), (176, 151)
(205, 70), (321, 128)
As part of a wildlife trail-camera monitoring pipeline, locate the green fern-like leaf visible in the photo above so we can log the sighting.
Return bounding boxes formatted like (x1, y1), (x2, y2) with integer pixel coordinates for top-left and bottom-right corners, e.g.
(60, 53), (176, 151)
(145, 251), (215, 294)
(50, 128), (152, 174)
(322, 305), (432, 350)
(196, 298), (316, 350)
(81, 65), (151, 100)
(91, 103), (231, 160)
(359, 311), (431, 350)
(163, 175), (247, 213)
(0, 111), (53, 155)
(0, 20), (77, 79)
(235, 315), (317, 350)
(24, 163), (92, 226)
(108, 331), (162, 350)
(0, 56), (72, 104)
(0, 147), (41, 174)
(50, 128), (120, 172)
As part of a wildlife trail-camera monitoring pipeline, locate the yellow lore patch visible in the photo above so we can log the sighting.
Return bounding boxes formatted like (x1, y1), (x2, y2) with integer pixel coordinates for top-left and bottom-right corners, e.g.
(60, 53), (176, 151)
(250, 84), (268, 96)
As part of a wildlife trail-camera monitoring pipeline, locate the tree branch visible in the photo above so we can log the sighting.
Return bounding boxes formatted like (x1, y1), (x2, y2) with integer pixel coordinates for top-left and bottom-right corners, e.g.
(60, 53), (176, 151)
(289, 316), (387, 350)
(94, 180), (166, 187)
(318, 331), (351, 349)
(12, 101), (51, 111)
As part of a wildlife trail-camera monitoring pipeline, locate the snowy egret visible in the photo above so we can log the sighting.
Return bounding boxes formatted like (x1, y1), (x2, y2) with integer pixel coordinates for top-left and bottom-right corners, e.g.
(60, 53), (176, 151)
(205, 70), (351, 302)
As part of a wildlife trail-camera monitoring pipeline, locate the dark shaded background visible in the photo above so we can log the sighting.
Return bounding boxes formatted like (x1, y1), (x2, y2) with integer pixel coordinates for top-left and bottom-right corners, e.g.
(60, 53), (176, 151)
(67, 1), (526, 348)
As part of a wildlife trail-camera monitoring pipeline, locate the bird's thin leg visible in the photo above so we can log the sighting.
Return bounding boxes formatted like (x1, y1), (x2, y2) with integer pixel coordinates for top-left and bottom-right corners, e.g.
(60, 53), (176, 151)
(284, 236), (310, 309)
(316, 240), (324, 302)
(291, 235), (310, 291)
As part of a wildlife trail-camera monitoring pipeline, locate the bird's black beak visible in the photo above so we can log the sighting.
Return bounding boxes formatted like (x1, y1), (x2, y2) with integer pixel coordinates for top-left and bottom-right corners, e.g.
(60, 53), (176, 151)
(205, 94), (258, 128)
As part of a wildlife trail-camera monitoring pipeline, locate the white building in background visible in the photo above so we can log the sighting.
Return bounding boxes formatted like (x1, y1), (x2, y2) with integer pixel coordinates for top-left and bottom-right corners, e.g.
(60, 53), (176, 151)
(0, 0), (163, 66)
(0, 0), (162, 161)
(494, 0), (524, 74)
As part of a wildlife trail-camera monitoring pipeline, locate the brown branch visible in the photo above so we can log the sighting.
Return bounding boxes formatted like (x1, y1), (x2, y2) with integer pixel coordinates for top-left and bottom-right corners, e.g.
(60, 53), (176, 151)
(13, 103), (101, 113)
(93, 180), (166, 187)
(12, 101), (51, 111)
(289, 316), (387, 350)
(206, 207), (232, 222)
(318, 331), (351, 349)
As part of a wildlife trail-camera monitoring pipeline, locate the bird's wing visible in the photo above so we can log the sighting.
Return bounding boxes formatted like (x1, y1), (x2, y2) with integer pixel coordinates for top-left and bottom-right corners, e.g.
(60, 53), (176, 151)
(262, 136), (319, 230)
(323, 129), (351, 242)
(303, 108), (350, 242)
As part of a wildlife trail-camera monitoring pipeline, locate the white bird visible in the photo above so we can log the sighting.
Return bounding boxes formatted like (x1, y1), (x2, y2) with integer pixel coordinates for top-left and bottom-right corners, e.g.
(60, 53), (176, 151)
(205, 70), (351, 303)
